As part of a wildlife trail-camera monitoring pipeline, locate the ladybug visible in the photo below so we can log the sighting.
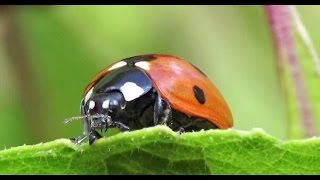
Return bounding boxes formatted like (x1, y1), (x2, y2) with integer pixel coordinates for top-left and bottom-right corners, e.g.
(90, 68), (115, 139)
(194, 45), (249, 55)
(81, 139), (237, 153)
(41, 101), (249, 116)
(68, 54), (233, 145)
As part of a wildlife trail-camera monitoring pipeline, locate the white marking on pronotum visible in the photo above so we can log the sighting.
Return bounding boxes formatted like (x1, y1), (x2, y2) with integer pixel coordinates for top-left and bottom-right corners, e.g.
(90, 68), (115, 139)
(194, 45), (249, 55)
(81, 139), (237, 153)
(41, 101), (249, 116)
(108, 61), (127, 71)
(84, 87), (94, 104)
(120, 82), (145, 101)
(135, 61), (150, 71)
(102, 99), (110, 109)
(89, 100), (95, 109)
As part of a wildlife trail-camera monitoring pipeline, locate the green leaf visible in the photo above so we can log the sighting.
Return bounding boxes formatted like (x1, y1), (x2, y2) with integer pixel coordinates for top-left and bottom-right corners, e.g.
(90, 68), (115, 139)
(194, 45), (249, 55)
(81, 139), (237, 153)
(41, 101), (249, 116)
(0, 126), (320, 174)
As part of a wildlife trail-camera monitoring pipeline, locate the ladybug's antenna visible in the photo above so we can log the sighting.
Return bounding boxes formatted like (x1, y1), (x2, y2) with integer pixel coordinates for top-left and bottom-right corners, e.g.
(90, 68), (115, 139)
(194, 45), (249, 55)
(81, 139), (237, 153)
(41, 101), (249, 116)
(64, 116), (86, 124)
(64, 114), (107, 125)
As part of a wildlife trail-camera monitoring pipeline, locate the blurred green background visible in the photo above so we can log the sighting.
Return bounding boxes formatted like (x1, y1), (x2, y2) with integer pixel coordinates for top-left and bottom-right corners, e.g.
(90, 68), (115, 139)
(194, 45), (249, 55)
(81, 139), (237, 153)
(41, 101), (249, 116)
(0, 5), (318, 149)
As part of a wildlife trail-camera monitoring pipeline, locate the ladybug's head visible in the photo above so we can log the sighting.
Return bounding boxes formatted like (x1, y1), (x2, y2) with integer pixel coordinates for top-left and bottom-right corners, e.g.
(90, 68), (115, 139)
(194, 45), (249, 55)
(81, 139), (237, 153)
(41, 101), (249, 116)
(64, 91), (126, 131)
(82, 91), (126, 129)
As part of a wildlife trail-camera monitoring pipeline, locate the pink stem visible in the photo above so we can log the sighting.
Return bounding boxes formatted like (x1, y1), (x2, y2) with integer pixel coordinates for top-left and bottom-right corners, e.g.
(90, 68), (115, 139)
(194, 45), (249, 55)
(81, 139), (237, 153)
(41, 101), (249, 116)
(265, 5), (315, 137)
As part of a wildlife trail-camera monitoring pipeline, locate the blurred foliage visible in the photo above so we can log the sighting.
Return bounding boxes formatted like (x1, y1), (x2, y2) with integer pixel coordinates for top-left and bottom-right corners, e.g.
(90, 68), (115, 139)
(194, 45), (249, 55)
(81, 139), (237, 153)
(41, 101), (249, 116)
(1, 5), (318, 149)
(290, 6), (320, 138)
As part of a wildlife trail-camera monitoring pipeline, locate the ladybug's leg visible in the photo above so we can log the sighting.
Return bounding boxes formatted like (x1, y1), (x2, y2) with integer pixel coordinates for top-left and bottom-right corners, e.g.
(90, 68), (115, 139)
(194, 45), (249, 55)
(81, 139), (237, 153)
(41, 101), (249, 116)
(154, 92), (173, 128)
(72, 99), (90, 145)
(113, 121), (130, 131)
(73, 135), (88, 145)
(88, 130), (102, 145)
(161, 100), (172, 127)
(79, 98), (91, 138)
(177, 127), (185, 134)
(154, 92), (162, 125)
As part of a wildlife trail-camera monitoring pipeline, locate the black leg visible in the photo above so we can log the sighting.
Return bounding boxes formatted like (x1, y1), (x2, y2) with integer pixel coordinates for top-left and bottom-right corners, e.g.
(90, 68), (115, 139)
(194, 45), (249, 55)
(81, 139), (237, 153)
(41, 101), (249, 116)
(114, 121), (130, 131)
(89, 130), (102, 145)
(177, 127), (185, 134)
(154, 92), (162, 125)
(80, 98), (91, 136)
(73, 134), (88, 145)
(100, 119), (107, 133)
(154, 92), (172, 126)
(161, 100), (172, 127)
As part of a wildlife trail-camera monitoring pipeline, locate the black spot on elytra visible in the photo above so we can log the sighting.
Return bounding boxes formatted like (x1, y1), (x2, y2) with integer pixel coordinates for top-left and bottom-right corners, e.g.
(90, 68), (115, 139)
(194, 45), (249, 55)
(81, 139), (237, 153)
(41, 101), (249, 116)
(189, 63), (207, 77)
(193, 85), (205, 104)
(123, 55), (157, 66)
